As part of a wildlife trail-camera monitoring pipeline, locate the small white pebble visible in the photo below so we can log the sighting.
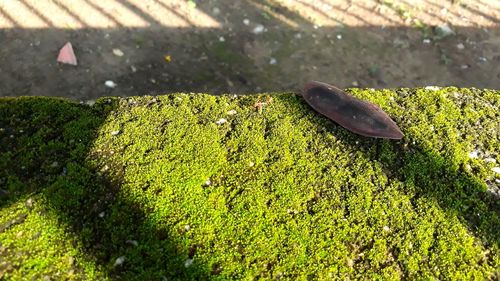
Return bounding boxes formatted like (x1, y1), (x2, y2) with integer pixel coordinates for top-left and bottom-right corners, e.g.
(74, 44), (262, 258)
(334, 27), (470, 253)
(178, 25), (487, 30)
(85, 100), (96, 106)
(212, 7), (220, 15)
(424, 86), (440, 90)
(215, 118), (227, 125)
(479, 57), (487, 62)
(111, 130), (121, 136)
(423, 38), (431, 44)
(105, 80), (117, 88)
(243, 19), (250, 25)
(227, 109), (237, 115)
(184, 258), (194, 268)
(269, 58), (277, 65)
(184, 225), (191, 231)
(249, 162), (255, 167)
(98, 212), (105, 218)
(492, 167), (500, 174)
(205, 179), (211, 186)
(389, 96), (394, 101)
(351, 81), (359, 87)
(460, 64), (469, 69)
(114, 256), (125, 266)
(456, 43), (465, 50)
(112, 49), (124, 57)
(336, 34), (342, 40)
(131, 65), (137, 72)
(252, 24), (265, 34)
(126, 240), (138, 246)
(484, 158), (496, 163)
(469, 151), (480, 158)
(219, 36), (225, 42)
(383, 226), (390, 232)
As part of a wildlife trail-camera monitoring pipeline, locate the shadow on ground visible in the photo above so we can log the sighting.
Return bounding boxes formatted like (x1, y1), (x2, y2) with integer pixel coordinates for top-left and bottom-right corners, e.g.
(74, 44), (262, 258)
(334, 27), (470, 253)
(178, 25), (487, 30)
(0, 0), (499, 100)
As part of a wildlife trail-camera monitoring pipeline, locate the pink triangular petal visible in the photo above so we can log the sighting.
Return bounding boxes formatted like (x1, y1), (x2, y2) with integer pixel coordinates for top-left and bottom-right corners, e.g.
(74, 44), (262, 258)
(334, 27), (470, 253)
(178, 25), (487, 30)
(57, 42), (77, 66)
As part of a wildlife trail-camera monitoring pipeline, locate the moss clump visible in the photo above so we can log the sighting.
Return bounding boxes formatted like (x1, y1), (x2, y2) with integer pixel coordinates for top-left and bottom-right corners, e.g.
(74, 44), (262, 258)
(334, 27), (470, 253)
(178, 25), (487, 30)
(0, 88), (499, 280)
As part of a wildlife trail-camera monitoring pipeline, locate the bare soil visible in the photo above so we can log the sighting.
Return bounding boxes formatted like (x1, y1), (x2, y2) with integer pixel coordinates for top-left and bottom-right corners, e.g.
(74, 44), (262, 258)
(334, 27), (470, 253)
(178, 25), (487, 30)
(0, 0), (499, 100)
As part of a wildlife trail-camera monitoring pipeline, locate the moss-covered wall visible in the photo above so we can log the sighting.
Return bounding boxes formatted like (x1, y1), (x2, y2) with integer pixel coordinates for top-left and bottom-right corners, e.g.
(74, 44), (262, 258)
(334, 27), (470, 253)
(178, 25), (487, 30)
(0, 87), (498, 280)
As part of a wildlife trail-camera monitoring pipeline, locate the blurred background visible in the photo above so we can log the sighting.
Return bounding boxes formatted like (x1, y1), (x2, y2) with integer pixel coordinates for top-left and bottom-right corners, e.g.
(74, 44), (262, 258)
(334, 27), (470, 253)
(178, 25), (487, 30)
(0, 0), (499, 100)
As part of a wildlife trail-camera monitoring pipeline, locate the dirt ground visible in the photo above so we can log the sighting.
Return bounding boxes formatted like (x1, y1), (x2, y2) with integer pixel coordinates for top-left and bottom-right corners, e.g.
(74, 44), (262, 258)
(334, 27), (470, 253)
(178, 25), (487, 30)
(0, 0), (499, 101)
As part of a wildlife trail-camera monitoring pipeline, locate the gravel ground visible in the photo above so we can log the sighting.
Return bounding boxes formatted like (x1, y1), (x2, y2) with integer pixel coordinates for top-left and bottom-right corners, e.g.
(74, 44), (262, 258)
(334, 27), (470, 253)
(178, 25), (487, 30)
(0, 0), (499, 99)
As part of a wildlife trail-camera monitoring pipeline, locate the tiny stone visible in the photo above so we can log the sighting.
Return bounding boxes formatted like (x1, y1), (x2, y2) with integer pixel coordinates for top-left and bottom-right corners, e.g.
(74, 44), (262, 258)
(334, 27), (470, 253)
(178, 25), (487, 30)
(269, 58), (277, 65)
(131, 65), (137, 72)
(492, 167), (500, 174)
(479, 57), (487, 62)
(26, 198), (33, 209)
(484, 158), (496, 163)
(184, 258), (194, 268)
(468, 151), (479, 158)
(85, 100), (96, 106)
(227, 109), (237, 115)
(252, 24), (265, 34)
(336, 34), (342, 40)
(126, 240), (138, 246)
(351, 81), (359, 87)
(460, 64), (469, 69)
(184, 225), (191, 231)
(212, 7), (220, 15)
(425, 86), (440, 90)
(111, 130), (121, 136)
(456, 43), (465, 50)
(219, 36), (225, 42)
(435, 24), (454, 38)
(105, 80), (117, 88)
(243, 19), (250, 25)
(205, 179), (212, 186)
(249, 162), (255, 167)
(112, 48), (124, 57)
(98, 212), (105, 218)
(383, 226), (390, 232)
(150, 78), (156, 84)
(114, 256), (125, 266)
(215, 118), (227, 125)
(423, 38), (431, 44)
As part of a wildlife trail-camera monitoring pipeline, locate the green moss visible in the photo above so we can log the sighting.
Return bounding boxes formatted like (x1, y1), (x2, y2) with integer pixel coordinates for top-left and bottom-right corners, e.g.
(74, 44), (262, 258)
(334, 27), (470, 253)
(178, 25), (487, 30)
(1, 88), (499, 280)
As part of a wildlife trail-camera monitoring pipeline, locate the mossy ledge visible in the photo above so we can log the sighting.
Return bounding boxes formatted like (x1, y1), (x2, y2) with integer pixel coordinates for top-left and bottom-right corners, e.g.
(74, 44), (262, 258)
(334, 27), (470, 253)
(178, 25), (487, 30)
(0, 87), (499, 280)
